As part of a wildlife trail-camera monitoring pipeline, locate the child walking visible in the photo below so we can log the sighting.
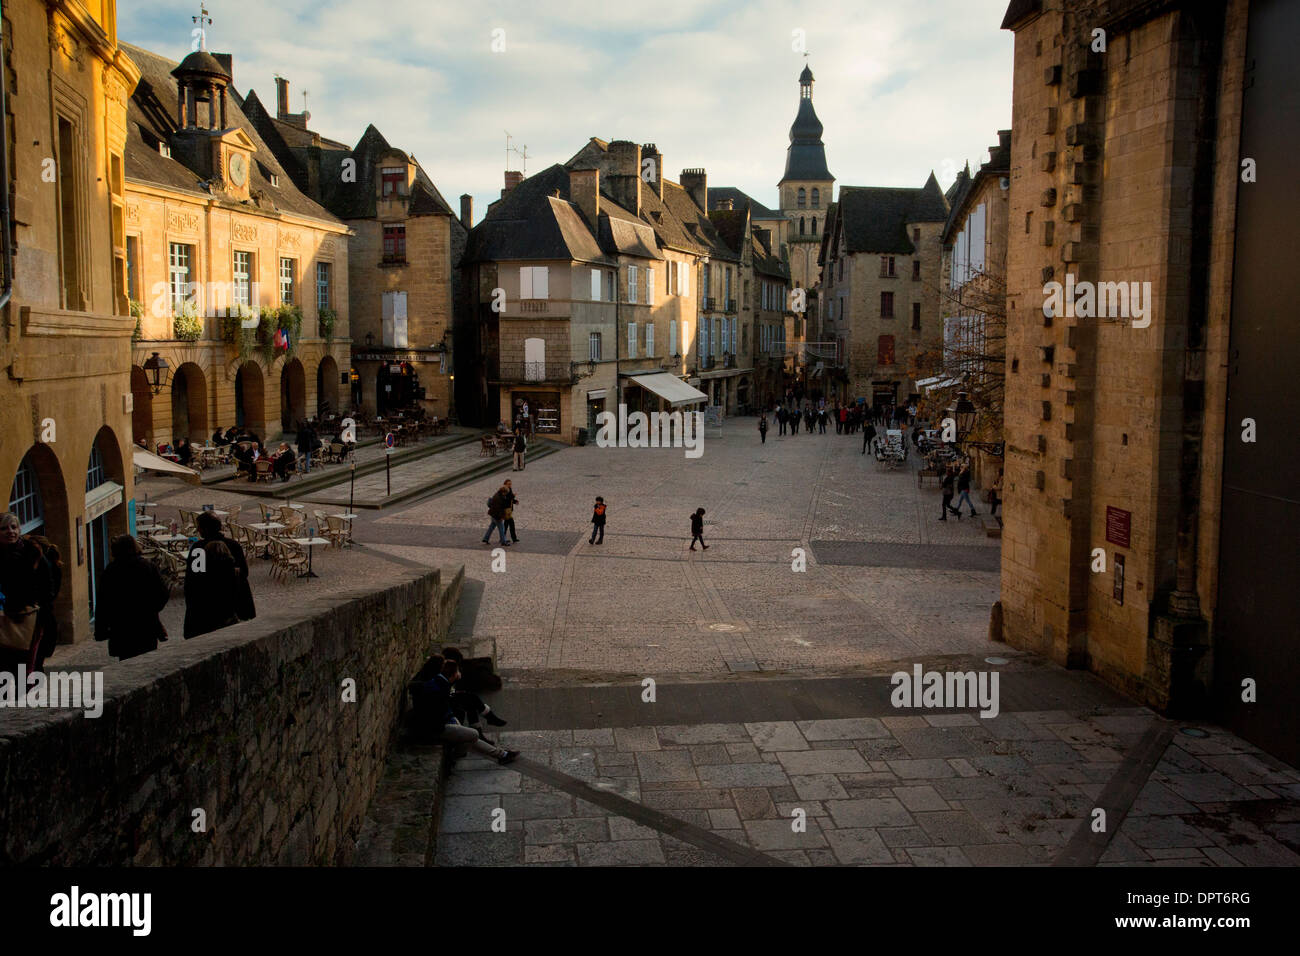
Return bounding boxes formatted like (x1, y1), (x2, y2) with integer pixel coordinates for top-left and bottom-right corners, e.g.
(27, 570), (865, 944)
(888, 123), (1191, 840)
(689, 508), (708, 551)
(589, 496), (606, 545)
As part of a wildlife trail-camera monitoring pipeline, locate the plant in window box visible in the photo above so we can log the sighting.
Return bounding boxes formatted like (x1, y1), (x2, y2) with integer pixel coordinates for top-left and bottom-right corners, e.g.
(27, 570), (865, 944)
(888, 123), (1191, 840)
(220, 304), (262, 362)
(130, 299), (144, 342)
(172, 299), (203, 341)
(318, 307), (337, 342)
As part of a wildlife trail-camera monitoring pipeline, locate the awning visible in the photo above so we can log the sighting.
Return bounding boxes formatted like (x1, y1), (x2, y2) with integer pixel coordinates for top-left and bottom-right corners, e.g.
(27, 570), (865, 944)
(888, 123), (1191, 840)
(85, 481), (124, 521)
(923, 377), (962, 393)
(915, 375), (944, 388)
(132, 447), (200, 482)
(629, 373), (708, 407)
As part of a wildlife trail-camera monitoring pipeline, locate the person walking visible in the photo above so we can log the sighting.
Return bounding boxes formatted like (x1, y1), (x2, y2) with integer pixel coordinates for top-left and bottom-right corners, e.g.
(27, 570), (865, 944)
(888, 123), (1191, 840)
(818, 407), (828, 434)
(837, 404), (847, 434)
(183, 538), (242, 638)
(863, 420), (877, 455)
(195, 510), (255, 624)
(777, 405), (788, 436)
(790, 406), (800, 434)
(502, 479), (520, 544)
(758, 415), (768, 444)
(589, 496), (607, 545)
(482, 485), (511, 546)
(689, 508), (708, 551)
(95, 535), (169, 661)
(296, 419), (319, 474)
(511, 428), (527, 471)
(805, 407), (816, 434)
(939, 465), (962, 521)
(956, 461), (979, 516)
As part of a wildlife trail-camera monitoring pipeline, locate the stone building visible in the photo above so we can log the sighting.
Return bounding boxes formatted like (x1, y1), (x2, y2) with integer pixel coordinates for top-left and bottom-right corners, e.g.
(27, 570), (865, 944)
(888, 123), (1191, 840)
(242, 83), (466, 420)
(121, 39), (350, 450)
(938, 130), (1011, 479)
(997, 0), (1298, 763)
(817, 176), (949, 408)
(2, 0), (140, 643)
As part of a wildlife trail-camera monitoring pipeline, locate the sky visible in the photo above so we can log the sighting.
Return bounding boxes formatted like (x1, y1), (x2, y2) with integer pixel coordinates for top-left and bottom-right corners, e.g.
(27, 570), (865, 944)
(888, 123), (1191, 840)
(119, 0), (1015, 224)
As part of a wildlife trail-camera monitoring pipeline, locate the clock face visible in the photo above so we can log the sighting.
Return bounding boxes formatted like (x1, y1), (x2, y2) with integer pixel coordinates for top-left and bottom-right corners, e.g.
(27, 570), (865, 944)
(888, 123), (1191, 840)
(229, 152), (247, 186)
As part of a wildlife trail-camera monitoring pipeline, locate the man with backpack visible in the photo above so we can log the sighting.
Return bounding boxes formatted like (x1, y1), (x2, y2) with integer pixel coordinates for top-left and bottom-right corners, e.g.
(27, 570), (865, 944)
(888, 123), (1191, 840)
(589, 496), (607, 545)
(481, 485), (511, 546)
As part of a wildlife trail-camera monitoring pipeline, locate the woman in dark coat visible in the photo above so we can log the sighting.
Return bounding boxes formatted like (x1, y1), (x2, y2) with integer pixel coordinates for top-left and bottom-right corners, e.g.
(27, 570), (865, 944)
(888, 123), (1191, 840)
(94, 535), (169, 660)
(28, 536), (63, 670)
(0, 512), (53, 677)
(183, 538), (241, 639)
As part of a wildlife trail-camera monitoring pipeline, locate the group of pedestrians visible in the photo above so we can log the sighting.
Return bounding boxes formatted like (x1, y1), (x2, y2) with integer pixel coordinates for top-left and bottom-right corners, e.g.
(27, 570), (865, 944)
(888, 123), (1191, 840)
(937, 461), (1002, 522)
(481, 480), (520, 546)
(758, 398), (916, 444)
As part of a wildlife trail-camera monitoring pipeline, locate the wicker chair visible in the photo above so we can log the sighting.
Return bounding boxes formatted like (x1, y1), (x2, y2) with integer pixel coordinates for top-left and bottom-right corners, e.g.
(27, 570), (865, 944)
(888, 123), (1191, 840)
(270, 538), (308, 582)
(258, 502), (275, 523)
(254, 458), (274, 483)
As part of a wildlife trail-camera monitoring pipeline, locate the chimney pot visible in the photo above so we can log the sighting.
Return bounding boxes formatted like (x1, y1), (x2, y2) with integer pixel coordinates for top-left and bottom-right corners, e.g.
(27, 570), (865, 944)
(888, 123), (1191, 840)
(275, 76), (289, 118)
(460, 193), (474, 228)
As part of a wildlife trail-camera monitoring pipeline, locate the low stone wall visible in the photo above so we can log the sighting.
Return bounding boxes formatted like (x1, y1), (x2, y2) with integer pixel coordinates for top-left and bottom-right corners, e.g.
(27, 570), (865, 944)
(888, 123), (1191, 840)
(0, 565), (463, 865)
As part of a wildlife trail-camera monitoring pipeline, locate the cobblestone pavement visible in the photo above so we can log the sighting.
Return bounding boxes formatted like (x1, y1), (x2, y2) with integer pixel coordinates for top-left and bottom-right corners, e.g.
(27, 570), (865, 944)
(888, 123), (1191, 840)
(435, 690), (1300, 867)
(362, 420), (1001, 679)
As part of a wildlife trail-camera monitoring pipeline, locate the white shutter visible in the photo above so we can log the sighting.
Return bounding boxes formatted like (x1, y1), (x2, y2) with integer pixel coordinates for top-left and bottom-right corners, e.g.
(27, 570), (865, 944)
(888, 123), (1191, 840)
(535, 266), (549, 299)
(669, 319), (677, 355)
(645, 322), (654, 356)
(647, 268), (655, 305)
(627, 321), (637, 358)
(591, 268), (600, 300)
(520, 266), (532, 299)
(628, 265), (637, 304)
(394, 291), (408, 348)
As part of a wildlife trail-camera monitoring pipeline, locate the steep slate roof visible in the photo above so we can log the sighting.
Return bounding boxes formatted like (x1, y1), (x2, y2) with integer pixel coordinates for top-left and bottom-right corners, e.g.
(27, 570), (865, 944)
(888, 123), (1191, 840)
(942, 133), (1011, 242)
(120, 42), (342, 225)
(1001, 0), (1043, 29)
(709, 186), (781, 220)
(835, 174), (950, 255)
(463, 163), (611, 264)
(662, 181), (737, 261)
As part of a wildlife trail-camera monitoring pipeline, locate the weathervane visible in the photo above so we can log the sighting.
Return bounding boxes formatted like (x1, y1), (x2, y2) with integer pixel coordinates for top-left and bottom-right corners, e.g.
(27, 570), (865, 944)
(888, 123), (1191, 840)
(192, 3), (211, 51)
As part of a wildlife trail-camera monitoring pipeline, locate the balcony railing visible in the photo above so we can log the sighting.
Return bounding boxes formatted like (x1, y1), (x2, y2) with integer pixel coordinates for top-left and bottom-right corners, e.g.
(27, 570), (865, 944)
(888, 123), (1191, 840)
(725, 299), (737, 313)
(519, 299), (549, 314)
(497, 359), (572, 384)
(702, 296), (716, 312)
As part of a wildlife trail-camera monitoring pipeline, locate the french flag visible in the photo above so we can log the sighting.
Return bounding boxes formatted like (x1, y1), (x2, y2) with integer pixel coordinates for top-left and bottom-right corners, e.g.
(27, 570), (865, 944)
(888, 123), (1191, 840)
(274, 327), (290, 350)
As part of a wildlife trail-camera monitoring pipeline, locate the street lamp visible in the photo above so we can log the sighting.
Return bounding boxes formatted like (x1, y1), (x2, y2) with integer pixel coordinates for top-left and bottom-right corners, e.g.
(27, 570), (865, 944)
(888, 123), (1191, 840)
(143, 351), (170, 395)
(953, 390), (1004, 456)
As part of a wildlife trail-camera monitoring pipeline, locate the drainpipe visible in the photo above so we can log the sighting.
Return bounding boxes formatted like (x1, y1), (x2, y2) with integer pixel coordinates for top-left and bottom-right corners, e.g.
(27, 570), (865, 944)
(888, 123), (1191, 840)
(0, 11), (13, 313)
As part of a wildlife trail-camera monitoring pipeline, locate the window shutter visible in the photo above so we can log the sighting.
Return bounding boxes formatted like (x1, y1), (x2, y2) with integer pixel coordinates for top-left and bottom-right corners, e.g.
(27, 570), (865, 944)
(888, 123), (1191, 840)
(647, 268), (655, 305)
(670, 319), (678, 354)
(520, 266), (532, 299)
(592, 268), (601, 300)
(645, 322), (654, 356)
(628, 321), (637, 357)
(628, 265), (637, 304)
(535, 267), (549, 299)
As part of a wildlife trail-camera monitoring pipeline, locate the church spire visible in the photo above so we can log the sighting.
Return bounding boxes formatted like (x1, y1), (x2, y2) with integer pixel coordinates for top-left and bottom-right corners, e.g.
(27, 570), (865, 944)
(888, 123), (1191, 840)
(780, 64), (833, 184)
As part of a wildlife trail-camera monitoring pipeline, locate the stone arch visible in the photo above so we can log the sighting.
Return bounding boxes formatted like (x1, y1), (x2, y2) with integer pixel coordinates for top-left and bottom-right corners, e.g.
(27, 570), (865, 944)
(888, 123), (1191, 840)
(280, 357), (307, 431)
(234, 361), (266, 436)
(170, 361), (208, 443)
(130, 365), (153, 446)
(6, 443), (72, 640)
(317, 355), (340, 417)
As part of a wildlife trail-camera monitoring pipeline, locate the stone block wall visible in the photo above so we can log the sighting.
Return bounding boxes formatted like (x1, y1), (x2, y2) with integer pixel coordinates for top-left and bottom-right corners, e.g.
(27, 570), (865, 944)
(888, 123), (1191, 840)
(0, 565), (463, 865)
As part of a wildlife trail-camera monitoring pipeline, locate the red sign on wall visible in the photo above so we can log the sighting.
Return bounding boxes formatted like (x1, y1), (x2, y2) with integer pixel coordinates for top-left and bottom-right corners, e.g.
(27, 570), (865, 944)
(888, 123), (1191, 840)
(1105, 506), (1132, 549)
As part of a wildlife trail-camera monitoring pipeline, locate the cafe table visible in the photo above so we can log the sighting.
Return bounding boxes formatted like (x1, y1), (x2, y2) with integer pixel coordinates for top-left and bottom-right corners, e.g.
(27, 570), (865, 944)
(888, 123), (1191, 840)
(247, 521), (286, 558)
(290, 536), (331, 578)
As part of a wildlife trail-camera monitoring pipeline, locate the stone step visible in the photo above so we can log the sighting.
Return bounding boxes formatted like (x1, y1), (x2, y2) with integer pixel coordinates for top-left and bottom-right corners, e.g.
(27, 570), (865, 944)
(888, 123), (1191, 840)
(351, 741), (450, 867)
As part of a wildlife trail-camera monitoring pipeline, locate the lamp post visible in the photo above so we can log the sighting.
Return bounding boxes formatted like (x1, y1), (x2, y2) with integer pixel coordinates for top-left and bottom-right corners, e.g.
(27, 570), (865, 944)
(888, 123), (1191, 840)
(143, 352), (170, 395)
(953, 390), (1004, 456)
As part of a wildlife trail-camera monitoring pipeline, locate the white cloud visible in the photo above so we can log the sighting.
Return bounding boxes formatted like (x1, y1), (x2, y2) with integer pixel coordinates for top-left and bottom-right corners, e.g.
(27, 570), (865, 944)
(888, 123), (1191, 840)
(121, 0), (1012, 221)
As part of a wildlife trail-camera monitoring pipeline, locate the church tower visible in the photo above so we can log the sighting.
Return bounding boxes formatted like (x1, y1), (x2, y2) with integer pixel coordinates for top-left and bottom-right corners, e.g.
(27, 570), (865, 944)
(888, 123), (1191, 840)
(778, 65), (834, 293)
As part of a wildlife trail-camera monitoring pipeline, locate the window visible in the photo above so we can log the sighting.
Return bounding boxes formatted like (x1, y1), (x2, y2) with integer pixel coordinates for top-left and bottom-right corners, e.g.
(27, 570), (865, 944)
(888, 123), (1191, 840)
(913, 259), (921, 281)
(519, 266), (549, 299)
(381, 166), (404, 197)
(702, 264), (711, 299)
(233, 250), (254, 308)
(837, 258), (843, 281)
(645, 322), (654, 356)
(797, 187), (806, 209)
(743, 279), (749, 310)
(523, 337), (545, 381)
(725, 267), (732, 302)
(714, 318), (722, 356)
(158, 142), (171, 159)
(316, 261), (332, 311)
(269, 173), (280, 188)
(811, 187), (820, 208)
(605, 270), (614, 301)
(800, 217), (806, 236)
(589, 332), (602, 361)
(669, 319), (678, 355)
(8, 457), (44, 534)
(912, 303), (921, 330)
(912, 227), (921, 242)
(697, 321), (706, 357)
(811, 217), (817, 234)
(126, 236), (141, 302)
(742, 324), (747, 351)
(279, 257), (296, 305)
(628, 321), (637, 358)
(878, 335), (896, 365)
(881, 291), (894, 318)
(628, 265), (638, 304)
(880, 256), (896, 277)
(647, 267), (655, 305)
(383, 225), (407, 263)
(169, 243), (193, 314)
(56, 115), (84, 310)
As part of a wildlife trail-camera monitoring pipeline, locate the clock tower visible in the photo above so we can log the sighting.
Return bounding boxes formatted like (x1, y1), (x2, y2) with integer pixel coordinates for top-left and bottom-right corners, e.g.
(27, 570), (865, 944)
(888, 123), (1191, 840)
(778, 64), (835, 293)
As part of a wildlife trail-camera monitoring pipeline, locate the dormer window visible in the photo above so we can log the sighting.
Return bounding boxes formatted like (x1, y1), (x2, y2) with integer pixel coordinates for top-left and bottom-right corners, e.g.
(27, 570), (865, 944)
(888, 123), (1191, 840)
(270, 173), (280, 188)
(381, 166), (405, 197)
(159, 142), (172, 158)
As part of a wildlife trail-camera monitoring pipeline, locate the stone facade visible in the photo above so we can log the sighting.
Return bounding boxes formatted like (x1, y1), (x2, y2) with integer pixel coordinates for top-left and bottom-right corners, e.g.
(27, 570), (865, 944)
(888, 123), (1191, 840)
(0, 566), (463, 865)
(2, 0), (140, 646)
(998, 0), (1246, 713)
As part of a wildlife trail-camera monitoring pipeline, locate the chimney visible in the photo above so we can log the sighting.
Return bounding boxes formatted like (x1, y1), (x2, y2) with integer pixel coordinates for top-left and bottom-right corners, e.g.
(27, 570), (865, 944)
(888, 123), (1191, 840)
(501, 169), (524, 198)
(214, 53), (233, 85)
(641, 143), (664, 200)
(754, 226), (772, 255)
(275, 76), (289, 118)
(607, 140), (642, 216)
(569, 167), (600, 229)
(680, 168), (707, 211)
(460, 193), (474, 229)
